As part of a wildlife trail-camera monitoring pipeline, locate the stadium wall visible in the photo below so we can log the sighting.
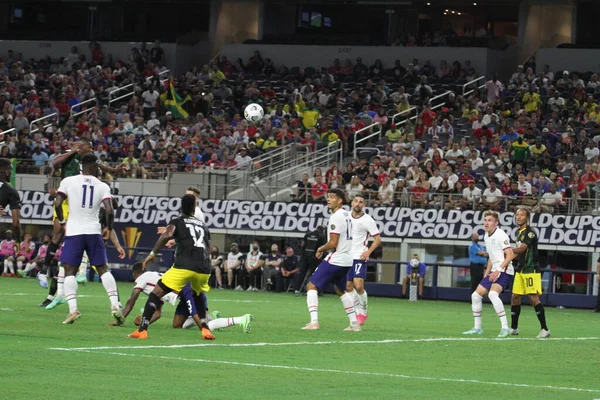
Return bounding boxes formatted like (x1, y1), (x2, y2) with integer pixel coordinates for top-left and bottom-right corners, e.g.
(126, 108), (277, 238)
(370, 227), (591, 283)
(536, 48), (600, 74)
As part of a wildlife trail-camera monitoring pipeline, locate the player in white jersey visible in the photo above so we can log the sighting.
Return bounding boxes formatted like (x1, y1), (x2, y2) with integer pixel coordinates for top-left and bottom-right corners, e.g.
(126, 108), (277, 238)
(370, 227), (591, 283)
(463, 210), (515, 338)
(54, 153), (123, 325)
(302, 189), (360, 331)
(115, 262), (253, 332)
(346, 194), (381, 325)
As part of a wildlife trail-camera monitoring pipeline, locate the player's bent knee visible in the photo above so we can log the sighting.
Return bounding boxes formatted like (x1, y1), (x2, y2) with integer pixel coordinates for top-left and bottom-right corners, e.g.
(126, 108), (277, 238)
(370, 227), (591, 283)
(488, 291), (500, 301)
(528, 294), (540, 306)
(471, 291), (483, 302)
(511, 294), (522, 305)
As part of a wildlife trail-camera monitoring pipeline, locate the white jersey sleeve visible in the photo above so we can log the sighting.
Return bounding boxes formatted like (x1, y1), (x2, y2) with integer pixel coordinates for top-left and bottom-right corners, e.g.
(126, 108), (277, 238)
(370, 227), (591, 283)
(59, 175), (113, 236)
(350, 213), (380, 259)
(194, 205), (205, 223)
(134, 272), (160, 295)
(325, 209), (353, 267)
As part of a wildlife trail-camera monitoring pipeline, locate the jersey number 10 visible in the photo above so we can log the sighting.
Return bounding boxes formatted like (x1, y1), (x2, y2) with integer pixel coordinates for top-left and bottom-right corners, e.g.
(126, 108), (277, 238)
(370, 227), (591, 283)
(186, 223), (206, 249)
(81, 185), (94, 208)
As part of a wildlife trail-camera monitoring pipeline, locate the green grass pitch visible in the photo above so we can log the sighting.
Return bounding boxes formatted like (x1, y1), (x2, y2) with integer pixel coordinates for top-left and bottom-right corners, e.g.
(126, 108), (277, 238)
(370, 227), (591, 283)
(0, 278), (599, 400)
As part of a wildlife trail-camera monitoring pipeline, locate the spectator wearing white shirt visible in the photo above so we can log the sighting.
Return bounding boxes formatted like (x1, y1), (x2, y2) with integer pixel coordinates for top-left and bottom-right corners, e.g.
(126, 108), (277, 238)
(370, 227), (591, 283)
(517, 174), (532, 195)
(481, 107), (499, 126)
(141, 86), (159, 120)
(440, 119), (454, 137)
(462, 180), (482, 208)
(482, 182), (503, 210)
(138, 134), (156, 150)
(469, 152), (483, 171)
(427, 142), (444, 160)
(346, 176), (364, 198)
(445, 143), (463, 165)
(547, 92), (565, 112)
(533, 184), (564, 213)
(427, 120), (442, 136)
(485, 74), (503, 102)
(234, 148), (252, 169)
(428, 168), (443, 190)
(146, 112), (160, 132)
(471, 114), (484, 131)
(584, 141), (599, 161)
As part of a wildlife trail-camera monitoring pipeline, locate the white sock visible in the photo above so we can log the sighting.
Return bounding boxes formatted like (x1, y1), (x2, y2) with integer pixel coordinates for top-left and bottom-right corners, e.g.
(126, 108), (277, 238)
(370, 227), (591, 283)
(307, 289), (319, 323)
(57, 266), (65, 297)
(46, 294), (55, 301)
(24, 263), (36, 273)
(7, 261), (14, 274)
(17, 261), (22, 270)
(358, 290), (368, 315)
(182, 317), (196, 329)
(489, 290), (508, 329)
(100, 272), (120, 308)
(64, 276), (78, 314)
(208, 317), (243, 331)
(471, 292), (483, 329)
(3, 260), (7, 273)
(340, 292), (358, 326)
(352, 289), (362, 314)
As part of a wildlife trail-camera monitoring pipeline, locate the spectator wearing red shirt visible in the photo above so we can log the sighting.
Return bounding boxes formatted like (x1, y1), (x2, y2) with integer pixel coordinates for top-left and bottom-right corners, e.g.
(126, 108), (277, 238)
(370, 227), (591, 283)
(410, 180), (428, 208)
(419, 104), (436, 127)
(458, 165), (475, 185)
(473, 124), (493, 141)
(311, 175), (328, 203)
(414, 118), (426, 138)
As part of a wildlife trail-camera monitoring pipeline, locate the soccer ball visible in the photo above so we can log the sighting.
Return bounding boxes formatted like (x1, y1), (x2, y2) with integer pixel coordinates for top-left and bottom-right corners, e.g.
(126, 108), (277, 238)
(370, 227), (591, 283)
(244, 103), (264, 123)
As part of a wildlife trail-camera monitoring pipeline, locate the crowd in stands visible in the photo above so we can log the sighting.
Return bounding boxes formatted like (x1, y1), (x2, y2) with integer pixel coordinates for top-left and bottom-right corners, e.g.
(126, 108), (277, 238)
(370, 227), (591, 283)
(1, 42), (599, 214)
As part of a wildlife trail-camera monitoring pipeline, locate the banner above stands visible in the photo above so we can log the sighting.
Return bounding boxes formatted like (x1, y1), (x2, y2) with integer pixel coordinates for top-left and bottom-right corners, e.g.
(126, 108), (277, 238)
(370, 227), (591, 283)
(15, 191), (600, 248)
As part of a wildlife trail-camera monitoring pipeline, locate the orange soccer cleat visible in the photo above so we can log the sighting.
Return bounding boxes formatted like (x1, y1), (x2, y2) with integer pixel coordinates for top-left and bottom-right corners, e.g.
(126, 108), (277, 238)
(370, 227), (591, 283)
(128, 330), (148, 339)
(201, 327), (215, 340)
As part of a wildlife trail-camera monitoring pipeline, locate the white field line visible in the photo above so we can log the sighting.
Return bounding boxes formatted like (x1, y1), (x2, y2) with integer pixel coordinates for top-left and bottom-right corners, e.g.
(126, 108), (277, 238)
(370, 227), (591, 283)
(48, 336), (600, 352)
(0, 292), (287, 303)
(0, 307), (13, 311)
(62, 349), (600, 394)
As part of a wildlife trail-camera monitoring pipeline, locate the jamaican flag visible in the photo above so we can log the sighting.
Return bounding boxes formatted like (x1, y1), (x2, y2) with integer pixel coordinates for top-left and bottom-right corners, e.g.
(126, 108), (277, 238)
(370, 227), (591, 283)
(162, 83), (191, 119)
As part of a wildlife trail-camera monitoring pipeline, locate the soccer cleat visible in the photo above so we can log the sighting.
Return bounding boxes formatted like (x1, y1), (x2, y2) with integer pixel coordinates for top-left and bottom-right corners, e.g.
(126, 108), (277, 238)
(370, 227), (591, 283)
(294, 290), (300, 296)
(497, 328), (511, 338)
(536, 329), (551, 339)
(202, 327), (215, 340)
(39, 299), (52, 307)
(211, 310), (222, 320)
(240, 314), (254, 333)
(128, 330), (148, 339)
(16, 269), (26, 278)
(234, 285), (243, 291)
(301, 322), (320, 330)
(1, 272), (6, 277)
(45, 296), (66, 310)
(356, 314), (368, 326)
(62, 311), (81, 324)
(111, 306), (125, 326)
(462, 328), (484, 335)
(344, 324), (361, 332)
(76, 272), (87, 285)
(246, 286), (254, 291)
(510, 329), (519, 336)
(37, 273), (48, 289)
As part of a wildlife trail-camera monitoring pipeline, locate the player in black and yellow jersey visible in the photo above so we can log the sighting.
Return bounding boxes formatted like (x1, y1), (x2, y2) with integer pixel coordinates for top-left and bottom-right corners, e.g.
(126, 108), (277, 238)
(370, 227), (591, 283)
(510, 208), (551, 338)
(129, 194), (214, 340)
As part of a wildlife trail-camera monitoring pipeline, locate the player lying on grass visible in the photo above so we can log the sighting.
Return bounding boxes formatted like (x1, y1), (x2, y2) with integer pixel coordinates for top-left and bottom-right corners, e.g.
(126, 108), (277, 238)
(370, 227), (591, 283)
(119, 263), (253, 333)
(129, 194), (213, 340)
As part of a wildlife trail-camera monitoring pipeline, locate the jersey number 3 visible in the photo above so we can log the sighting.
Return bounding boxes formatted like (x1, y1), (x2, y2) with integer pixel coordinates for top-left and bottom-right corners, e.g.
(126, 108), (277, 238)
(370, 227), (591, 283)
(186, 223), (206, 249)
(81, 184), (94, 208)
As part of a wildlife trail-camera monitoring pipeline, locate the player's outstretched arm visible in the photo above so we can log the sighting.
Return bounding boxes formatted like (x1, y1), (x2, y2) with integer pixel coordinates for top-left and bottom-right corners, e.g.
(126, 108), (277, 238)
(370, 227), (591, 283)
(50, 146), (79, 168)
(113, 288), (142, 324)
(142, 224), (176, 270)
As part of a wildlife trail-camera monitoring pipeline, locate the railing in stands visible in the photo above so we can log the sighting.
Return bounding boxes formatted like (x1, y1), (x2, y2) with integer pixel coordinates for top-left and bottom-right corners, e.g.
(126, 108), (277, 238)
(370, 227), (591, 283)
(108, 84), (134, 107)
(391, 106), (417, 126)
(146, 69), (171, 84)
(430, 90), (452, 112)
(462, 76), (486, 97)
(29, 113), (58, 134)
(70, 98), (98, 119)
(353, 122), (382, 160)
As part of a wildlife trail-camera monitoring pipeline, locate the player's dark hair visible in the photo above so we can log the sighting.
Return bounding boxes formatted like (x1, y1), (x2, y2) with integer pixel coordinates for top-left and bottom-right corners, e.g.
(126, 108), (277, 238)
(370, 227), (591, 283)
(181, 193), (196, 216)
(187, 186), (201, 197)
(353, 194), (365, 201)
(329, 188), (346, 203)
(81, 153), (98, 165)
(132, 262), (143, 275)
(79, 137), (92, 145)
(0, 158), (12, 170)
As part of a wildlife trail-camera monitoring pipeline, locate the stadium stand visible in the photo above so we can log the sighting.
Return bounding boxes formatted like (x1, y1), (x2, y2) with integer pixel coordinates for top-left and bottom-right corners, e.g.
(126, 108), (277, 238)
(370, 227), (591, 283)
(2, 44), (599, 215)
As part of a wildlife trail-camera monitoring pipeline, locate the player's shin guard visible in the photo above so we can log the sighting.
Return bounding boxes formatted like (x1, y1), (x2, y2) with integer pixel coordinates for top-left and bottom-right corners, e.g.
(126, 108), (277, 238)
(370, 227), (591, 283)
(358, 290), (368, 315)
(100, 271), (120, 308)
(488, 291), (508, 329)
(307, 289), (319, 323)
(139, 293), (160, 331)
(64, 276), (79, 314)
(471, 292), (483, 329)
(17, 261), (22, 270)
(193, 293), (209, 329)
(511, 305), (521, 330)
(534, 303), (548, 331)
(340, 292), (358, 326)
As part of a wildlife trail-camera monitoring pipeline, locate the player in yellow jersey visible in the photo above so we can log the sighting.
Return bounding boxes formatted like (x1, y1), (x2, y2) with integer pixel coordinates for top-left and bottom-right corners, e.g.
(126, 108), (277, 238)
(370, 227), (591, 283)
(510, 208), (550, 338)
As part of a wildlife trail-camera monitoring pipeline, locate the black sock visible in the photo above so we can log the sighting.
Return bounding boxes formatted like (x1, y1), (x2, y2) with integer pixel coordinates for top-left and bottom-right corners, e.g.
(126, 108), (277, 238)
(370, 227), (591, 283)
(44, 242), (59, 266)
(534, 303), (548, 331)
(139, 292), (160, 332)
(193, 293), (209, 329)
(510, 305), (521, 330)
(49, 278), (57, 297)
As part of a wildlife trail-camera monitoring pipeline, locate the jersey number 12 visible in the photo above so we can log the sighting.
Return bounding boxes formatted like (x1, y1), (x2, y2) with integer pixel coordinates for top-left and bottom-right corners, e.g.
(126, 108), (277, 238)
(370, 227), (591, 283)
(81, 185), (94, 208)
(186, 223), (206, 249)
